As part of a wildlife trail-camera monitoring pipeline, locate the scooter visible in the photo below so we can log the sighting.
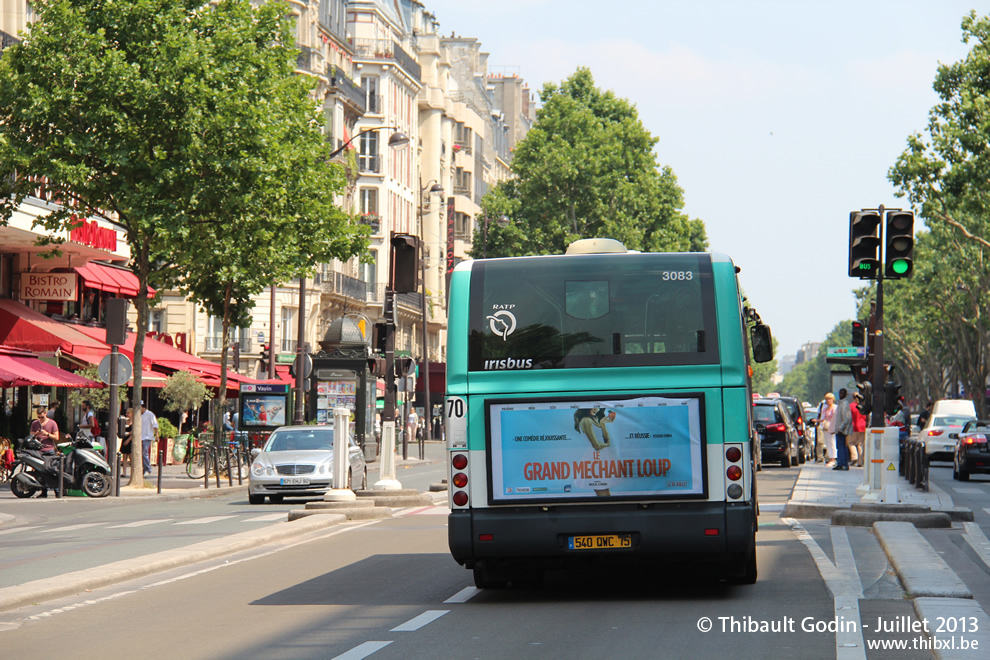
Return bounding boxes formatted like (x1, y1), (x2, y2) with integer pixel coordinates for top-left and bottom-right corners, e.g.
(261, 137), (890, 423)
(10, 434), (112, 498)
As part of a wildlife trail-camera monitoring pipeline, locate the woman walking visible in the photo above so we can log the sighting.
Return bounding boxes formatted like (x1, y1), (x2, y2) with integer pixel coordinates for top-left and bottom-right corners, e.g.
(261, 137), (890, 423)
(817, 393), (837, 467)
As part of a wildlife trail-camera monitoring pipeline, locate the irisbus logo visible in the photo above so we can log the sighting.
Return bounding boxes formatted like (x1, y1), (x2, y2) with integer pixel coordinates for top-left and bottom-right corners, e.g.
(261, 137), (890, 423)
(487, 309), (517, 340)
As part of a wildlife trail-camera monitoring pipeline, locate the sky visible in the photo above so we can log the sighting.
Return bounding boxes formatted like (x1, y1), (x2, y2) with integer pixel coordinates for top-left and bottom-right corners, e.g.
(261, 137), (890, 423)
(426, 0), (990, 362)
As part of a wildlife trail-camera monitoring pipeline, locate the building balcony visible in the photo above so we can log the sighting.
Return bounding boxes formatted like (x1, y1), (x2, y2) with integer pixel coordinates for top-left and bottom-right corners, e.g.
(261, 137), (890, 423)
(452, 184), (471, 197)
(204, 336), (252, 353)
(453, 141), (472, 156)
(351, 39), (422, 81)
(280, 339), (297, 354)
(359, 213), (381, 234)
(296, 46), (321, 75)
(328, 68), (367, 114)
(358, 155), (381, 174)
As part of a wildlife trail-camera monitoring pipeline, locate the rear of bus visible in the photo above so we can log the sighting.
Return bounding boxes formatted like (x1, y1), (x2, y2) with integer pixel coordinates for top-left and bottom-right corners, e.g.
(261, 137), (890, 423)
(445, 244), (768, 587)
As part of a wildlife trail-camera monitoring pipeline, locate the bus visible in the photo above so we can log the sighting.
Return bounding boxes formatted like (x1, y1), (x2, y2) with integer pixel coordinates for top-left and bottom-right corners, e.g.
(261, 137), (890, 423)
(444, 238), (773, 588)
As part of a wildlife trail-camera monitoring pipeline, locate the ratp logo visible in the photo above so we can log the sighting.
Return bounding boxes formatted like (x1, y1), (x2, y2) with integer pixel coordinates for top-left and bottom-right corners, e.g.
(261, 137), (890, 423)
(487, 310), (517, 340)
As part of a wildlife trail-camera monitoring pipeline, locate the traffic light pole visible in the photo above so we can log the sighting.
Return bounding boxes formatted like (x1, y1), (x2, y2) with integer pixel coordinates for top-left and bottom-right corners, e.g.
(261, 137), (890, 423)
(869, 204), (887, 428)
(374, 289), (401, 490)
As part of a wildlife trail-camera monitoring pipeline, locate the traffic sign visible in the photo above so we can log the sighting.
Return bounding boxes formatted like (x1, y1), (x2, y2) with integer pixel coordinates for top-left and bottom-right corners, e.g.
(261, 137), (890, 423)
(826, 346), (867, 358)
(98, 353), (133, 386)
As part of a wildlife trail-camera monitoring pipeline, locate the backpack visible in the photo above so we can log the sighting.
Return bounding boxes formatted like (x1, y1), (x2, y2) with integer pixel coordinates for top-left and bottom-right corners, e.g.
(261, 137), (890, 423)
(91, 415), (101, 438)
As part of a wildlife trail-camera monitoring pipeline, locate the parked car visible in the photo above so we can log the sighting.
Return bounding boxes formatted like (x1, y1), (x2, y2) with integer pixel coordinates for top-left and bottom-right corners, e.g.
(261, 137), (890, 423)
(921, 412), (978, 462)
(774, 396), (810, 463)
(953, 419), (990, 481)
(752, 399), (801, 468)
(248, 425), (367, 504)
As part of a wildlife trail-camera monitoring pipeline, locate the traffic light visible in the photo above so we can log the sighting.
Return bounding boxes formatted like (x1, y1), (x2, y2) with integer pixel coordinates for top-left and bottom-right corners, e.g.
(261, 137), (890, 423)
(367, 357), (386, 378)
(372, 321), (388, 353)
(848, 211), (881, 279)
(856, 381), (872, 416)
(397, 356), (415, 377)
(884, 382), (902, 416)
(851, 320), (865, 347)
(390, 233), (421, 293)
(259, 344), (270, 372)
(884, 211), (914, 279)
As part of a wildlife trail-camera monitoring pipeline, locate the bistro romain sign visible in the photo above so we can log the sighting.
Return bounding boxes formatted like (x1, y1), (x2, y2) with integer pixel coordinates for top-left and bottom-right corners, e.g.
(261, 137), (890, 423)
(20, 272), (78, 301)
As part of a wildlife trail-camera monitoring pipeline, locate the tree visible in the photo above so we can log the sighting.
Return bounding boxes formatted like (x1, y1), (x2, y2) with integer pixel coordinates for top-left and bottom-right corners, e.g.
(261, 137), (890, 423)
(66, 365), (127, 420)
(887, 10), (990, 416)
(475, 67), (707, 258)
(0, 0), (365, 485)
(159, 371), (213, 435)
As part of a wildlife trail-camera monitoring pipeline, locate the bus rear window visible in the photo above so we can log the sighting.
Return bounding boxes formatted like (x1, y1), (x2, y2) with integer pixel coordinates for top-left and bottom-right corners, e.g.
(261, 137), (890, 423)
(468, 253), (718, 371)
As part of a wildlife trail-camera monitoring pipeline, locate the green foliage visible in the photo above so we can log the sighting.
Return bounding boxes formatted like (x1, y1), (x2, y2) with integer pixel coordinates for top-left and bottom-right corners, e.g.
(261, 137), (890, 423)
(66, 365), (127, 412)
(158, 417), (178, 440)
(476, 67), (707, 258)
(886, 10), (990, 416)
(160, 371), (213, 421)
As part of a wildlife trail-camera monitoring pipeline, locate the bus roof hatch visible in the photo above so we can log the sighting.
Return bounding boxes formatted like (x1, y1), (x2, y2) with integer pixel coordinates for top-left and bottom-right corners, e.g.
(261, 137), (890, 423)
(565, 238), (628, 255)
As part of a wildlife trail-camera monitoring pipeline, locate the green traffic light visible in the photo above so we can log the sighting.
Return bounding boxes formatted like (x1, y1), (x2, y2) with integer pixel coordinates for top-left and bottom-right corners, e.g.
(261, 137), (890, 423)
(891, 259), (909, 274)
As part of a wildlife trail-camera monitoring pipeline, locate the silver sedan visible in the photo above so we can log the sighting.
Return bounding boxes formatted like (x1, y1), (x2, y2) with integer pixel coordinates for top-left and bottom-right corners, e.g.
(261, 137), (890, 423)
(248, 425), (367, 504)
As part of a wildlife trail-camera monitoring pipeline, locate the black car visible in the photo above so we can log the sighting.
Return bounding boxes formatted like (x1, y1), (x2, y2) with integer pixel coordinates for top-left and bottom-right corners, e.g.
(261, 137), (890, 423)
(774, 395), (810, 464)
(953, 419), (990, 481)
(753, 399), (801, 468)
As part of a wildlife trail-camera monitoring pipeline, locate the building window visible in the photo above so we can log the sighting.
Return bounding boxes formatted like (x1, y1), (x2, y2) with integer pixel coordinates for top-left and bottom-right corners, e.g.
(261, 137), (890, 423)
(281, 307), (297, 353)
(148, 309), (165, 334)
(362, 76), (379, 113)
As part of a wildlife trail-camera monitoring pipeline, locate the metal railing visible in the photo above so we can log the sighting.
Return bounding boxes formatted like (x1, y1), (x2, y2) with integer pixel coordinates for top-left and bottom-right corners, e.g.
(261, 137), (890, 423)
(359, 214), (381, 234)
(900, 439), (929, 492)
(296, 46), (320, 74)
(351, 39), (421, 80)
(358, 155), (381, 173)
(280, 339), (297, 353)
(204, 336), (252, 353)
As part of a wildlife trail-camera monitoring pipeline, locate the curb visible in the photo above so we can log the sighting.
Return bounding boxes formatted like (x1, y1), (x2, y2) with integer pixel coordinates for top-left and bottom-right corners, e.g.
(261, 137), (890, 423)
(832, 511), (952, 528)
(0, 513), (346, 613)
(873, 521), (972, 599)
(914, 598), (990, 659)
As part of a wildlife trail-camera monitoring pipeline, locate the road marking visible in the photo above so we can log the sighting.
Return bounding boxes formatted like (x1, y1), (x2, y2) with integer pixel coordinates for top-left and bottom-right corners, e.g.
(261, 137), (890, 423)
(963, 522), (990, 571)
(107, 519), (173, 528)
(784, 519), (866, 660)
(242, 513), (286, 522)
(40, 523), (104, 533)
(174, 516), (237, 525)
(444, 586), (480, 603)
(330, 641), (392, 660)
(0, 526), (41, 536)
(758, 502), (785, 511)
(952, 487), (984, 494)
(984, 508), (990, 517)
(390, 609), (449, 632)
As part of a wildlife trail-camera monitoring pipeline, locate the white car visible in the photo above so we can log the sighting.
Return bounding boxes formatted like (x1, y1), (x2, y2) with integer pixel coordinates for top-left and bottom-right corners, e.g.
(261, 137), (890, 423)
(248, 425), (367, 504)
(921, 414), (978, 462)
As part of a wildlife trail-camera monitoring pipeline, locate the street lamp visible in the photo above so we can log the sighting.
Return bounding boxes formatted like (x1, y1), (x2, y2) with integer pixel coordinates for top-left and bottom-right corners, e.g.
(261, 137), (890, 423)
(417, 177), (444, 456)
(482, 213), (510, 259)
(327, 127), (409, 160)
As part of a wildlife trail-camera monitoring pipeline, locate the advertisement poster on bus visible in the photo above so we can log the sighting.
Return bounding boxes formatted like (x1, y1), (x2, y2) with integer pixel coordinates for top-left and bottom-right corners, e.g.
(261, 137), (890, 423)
(488, 394), (705, 502)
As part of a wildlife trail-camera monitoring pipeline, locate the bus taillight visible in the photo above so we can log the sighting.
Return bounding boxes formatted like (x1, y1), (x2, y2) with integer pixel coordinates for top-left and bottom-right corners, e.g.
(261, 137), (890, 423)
(453, 472), (468, 488)
(453, 491), (468, 506)
(452, 453), (468, 470)
(725, 446), (742, 463)
(726, 465), (742, 481)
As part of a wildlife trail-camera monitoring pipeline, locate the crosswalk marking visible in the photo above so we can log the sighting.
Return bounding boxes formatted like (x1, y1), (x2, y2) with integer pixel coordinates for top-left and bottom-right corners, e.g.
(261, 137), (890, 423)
(174, 515), (238, 525)
(107, 519), (173, 528)
(40, 523), (104, 533)
(953, 487), (985, 494)
(243, 513), (286, 522)
(0, 526), (41, 536)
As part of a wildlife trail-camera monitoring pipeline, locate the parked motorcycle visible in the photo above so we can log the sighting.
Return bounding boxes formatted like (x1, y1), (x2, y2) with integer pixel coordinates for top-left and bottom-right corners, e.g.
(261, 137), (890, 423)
(10, 435), (112, 498)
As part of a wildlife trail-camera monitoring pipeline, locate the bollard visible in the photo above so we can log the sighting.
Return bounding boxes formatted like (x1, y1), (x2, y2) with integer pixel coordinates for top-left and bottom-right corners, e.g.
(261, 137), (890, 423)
(234, 446), (243, 485)
(57, 454), (64, 498)
(115, 453), (121, 497)
(157, 444), (164, 494)
(226, 443), (233, 487)
(203, 444), (210, 489)
(213, 444), (221, 488)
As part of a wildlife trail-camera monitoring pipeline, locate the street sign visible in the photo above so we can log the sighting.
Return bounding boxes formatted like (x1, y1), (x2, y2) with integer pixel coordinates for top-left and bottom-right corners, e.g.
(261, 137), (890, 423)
(826, 346), (867, 359)
(98, 353), (133, 386)
(289, 353), (313, 379)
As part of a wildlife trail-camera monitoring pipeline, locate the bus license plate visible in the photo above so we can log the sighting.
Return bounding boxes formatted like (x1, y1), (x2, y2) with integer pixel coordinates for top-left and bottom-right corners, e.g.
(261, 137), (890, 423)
(568, 534), (632, 550)
(280, 477), (310, 486)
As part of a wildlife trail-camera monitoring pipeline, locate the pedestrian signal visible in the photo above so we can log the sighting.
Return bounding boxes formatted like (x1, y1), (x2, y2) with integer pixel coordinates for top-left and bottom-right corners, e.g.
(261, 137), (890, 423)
(884, 211), (914, 279)
(848, 212), (881, 279)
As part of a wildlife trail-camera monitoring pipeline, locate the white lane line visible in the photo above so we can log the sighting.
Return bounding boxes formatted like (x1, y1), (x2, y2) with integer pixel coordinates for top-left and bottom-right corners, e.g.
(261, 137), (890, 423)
(40, 523), (104, 533)
(983, 507), (990, 517)
(759, 503), (785, 511)
(784, 519), (866, 660)
(0, 526), (41, 536)
(963, 522), (990, 570)
(444, 586), (480, 603)
(390, 609), (449, 632)
(242, 513), (286, 522)
(953, 487), (984, 494)
(174, 516), (237, 525)
(330, 641), (392, 660)
(107, 519), (173, 528)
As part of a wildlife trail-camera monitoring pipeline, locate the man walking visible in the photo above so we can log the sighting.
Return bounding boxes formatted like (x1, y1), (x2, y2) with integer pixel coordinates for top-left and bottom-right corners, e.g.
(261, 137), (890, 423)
(833, 388), (853, 471)
(140, 401), (159, 476)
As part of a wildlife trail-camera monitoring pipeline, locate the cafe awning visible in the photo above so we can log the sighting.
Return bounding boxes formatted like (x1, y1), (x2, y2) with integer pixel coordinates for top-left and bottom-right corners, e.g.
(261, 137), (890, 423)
(0, 344), (103, 388)
(0, 298), (110, 363)
(74, 262), (155, 298)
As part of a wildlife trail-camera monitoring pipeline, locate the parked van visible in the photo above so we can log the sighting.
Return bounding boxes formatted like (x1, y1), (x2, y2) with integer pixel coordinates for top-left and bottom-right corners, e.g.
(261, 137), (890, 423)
(931, 399), (977, 418)
(922, 399), (978, 461)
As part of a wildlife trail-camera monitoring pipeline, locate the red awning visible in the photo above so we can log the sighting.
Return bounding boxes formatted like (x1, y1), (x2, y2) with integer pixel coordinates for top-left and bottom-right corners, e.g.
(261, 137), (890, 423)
(274, 365), (295, 386)
(74, 263), (155, 298)
(0, 344), (103, 388)
(0, 298), (110, 363)
(416, 360), (446, 394)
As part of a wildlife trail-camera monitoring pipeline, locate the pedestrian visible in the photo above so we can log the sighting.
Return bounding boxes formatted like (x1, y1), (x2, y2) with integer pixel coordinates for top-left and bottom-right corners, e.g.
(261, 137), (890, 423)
(47, 398), (59, 419)
(917, 401), (933, 429)
(78, 400), (95, 439)
(140, 400), (159, 476)
(118, 408), (133, 476)
(850, 393), (867, 467)
(406, 408), (419, 445)
(29, 405), (59, 454)
(817, 393), (837, 465)
(833, 388), (853, 471)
